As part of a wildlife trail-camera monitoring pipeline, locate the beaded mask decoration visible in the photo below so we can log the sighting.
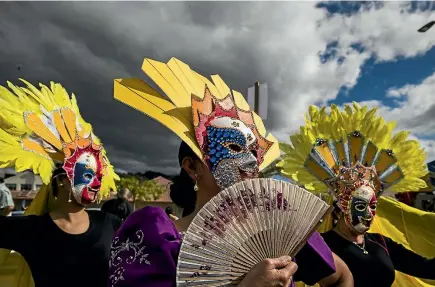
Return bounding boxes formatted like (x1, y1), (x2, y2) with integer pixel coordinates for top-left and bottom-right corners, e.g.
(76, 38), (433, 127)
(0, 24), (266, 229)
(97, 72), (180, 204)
(62, 135), (107, 205)
(0, 79), (118, 205)
(114, 57), (280, 189)
(278, 103), (428, 234)
(192, 88), (273, 188)
(327, 163), (381, 233)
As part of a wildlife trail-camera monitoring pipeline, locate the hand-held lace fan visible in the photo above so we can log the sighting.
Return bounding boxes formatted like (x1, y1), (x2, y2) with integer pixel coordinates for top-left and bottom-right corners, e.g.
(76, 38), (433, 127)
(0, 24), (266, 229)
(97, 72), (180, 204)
(177, 178), (333, 286)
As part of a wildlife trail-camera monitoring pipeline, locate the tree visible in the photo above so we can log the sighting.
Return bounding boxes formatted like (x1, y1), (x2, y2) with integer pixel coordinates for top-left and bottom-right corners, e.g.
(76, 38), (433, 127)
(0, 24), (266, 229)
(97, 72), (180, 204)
(117, 176), (166, 209)
(260, 159), (283, 178)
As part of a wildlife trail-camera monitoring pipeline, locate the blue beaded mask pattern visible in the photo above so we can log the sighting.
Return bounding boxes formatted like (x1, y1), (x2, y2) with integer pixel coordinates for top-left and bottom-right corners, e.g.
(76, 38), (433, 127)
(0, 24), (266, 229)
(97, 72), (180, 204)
(206, 126), (256, 173)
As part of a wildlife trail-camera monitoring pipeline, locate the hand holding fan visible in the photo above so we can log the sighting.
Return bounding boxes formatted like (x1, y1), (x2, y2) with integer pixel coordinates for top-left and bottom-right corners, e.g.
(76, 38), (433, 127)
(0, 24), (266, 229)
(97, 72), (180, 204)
(177, 178), (333, 286)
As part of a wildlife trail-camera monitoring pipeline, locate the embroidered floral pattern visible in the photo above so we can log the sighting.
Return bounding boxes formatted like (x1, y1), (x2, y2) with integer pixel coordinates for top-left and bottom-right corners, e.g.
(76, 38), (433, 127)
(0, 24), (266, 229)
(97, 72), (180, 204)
(109, 230), (150, 286)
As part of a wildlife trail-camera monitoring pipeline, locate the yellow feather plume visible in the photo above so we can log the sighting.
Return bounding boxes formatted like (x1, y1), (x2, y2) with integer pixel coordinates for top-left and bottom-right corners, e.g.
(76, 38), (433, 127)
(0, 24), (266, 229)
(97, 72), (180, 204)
(114, 57), (280, 171)
(277, 102), (428, 193)
(0, 79), (118, 198)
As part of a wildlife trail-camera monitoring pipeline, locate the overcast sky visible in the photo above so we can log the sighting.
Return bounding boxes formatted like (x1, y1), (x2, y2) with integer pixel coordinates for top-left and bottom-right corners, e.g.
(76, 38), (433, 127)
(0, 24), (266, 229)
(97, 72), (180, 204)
(1, 2), (435, 174)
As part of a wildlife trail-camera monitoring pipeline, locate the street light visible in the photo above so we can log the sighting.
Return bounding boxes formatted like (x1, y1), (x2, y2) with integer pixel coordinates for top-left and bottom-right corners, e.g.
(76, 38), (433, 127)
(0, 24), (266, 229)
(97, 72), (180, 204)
(418, 21), (435, 33)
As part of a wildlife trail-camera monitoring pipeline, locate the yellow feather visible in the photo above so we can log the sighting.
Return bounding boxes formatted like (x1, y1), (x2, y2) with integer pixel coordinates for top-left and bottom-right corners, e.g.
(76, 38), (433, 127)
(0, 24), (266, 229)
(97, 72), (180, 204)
(278, 103), (428, 194)
(0, 79), (118, 190)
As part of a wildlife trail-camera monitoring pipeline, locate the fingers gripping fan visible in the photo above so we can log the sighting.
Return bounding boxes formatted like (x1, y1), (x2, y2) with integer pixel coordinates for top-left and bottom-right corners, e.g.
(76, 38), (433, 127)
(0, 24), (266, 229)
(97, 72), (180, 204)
(176, 178), (333, 286)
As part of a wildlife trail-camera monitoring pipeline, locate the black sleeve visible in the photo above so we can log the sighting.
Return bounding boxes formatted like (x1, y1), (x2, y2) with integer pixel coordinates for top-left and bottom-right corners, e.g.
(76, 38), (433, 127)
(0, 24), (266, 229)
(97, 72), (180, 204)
(293, 240), (336, 285)
(105, 212), (123, 231)
(0, 215), (30, 253)
(384, 235), (435, 279)
(126, 202), (133, 217)
(100, 200), (111, 213)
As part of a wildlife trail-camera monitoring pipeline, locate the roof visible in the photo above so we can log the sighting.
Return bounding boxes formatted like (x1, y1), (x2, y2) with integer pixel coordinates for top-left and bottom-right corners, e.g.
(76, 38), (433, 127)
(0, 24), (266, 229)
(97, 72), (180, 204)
(11, 190), (38, 200)
(152, 176), (173, 202)
(4, 171), (42, 185)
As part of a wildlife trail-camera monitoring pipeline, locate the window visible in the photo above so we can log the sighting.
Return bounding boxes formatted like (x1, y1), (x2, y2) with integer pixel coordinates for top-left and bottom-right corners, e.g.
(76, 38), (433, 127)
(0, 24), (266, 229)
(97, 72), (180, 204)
(35, 184), (42, 190)
(5, 184), (17, 190)
(20, 184), (32, 191)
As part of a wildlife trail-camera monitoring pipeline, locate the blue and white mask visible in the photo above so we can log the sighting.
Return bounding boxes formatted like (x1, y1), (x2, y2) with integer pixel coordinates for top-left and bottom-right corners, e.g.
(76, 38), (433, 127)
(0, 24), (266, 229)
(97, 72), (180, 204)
(205, 117), (259, 189)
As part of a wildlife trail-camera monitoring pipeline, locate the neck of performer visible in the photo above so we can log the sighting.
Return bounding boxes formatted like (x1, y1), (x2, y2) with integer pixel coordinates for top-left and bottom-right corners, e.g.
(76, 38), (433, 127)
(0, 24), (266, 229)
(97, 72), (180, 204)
(333, 218), (365, 244)
(174, 185), (215, 232)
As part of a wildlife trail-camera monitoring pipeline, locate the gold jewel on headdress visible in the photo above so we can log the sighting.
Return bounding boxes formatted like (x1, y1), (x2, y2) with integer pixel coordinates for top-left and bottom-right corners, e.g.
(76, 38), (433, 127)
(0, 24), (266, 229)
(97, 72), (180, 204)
(277, 102), (428, 196)
(113, 57), (280, 171)
(0, 79), (118, 198)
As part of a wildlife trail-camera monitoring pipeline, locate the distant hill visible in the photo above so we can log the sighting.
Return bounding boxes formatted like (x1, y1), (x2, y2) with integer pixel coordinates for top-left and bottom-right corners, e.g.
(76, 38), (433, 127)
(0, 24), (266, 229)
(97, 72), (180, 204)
(121, 170), (176, 181)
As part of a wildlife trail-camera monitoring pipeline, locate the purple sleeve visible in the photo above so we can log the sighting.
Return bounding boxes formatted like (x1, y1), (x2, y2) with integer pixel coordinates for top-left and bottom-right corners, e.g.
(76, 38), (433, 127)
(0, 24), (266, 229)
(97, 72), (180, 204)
(108, 206), (181, 287)
(293, 232), (336, 285)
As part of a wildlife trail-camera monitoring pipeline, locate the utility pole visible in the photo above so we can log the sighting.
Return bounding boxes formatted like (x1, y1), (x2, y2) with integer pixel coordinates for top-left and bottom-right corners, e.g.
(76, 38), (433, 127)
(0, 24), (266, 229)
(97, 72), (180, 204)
(247, 81), (268, 120)
(254, 81), (260, 115)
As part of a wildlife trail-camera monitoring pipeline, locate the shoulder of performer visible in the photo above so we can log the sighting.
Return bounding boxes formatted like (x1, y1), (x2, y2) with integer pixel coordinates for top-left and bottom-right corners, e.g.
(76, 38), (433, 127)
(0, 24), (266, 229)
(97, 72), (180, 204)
(119, 206), (179, 239)
(293, 231), (336, 285)
(108, 206), (181, 287)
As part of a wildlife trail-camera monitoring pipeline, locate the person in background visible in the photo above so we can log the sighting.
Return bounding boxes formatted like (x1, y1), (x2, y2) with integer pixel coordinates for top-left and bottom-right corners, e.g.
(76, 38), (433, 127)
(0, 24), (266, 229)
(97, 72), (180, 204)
(278, 103), (435, 287)
(164, 206), (179, 222)
(0, 79), (120, 287)
(0, 177), (14, 216)
(101, 187), (133, 221)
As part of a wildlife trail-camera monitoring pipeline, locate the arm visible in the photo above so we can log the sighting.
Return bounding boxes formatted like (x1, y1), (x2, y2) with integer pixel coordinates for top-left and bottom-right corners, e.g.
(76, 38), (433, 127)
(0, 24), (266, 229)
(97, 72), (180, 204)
(0, 215), (27, 253)
(382, 235), (435, 279)
(293, 232), (337, 285)
(105, 212), (123, 231)
(126, 202), (133, 217)
(317, 253), (353, 287)
(2, 206), (14, 216)
(100, 200), (110, 213)
(108, 206), (181, 287)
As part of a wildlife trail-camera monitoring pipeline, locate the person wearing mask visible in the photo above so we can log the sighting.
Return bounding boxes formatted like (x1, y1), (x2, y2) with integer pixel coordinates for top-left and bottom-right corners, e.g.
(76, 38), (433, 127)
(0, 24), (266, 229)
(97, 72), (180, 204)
(278, 103), (435, 287)
(107, 58), (353, 287)
(101, 188), (133, 221)
(0, 79), (120, 287)
(0, 177), (14, 216)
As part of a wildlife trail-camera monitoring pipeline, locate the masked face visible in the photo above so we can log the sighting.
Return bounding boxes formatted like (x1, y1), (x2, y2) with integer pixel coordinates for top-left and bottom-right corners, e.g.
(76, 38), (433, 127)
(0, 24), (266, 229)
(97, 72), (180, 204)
(344, 185), (377, 234)
(71, 152), (103, 205)
(206, 117), (259, 189)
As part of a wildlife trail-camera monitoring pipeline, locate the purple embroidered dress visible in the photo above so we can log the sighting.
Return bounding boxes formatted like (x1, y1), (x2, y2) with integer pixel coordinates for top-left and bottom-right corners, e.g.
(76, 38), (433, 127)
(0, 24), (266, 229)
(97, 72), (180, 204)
(108, 207), (336, 287)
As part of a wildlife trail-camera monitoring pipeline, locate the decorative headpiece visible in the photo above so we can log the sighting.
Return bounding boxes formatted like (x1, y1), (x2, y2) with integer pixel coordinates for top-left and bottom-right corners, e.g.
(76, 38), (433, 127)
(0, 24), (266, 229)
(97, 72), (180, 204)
(277, 103), (428, 233)
(0, 79), (118, 204)
(114, 57), (280, 188)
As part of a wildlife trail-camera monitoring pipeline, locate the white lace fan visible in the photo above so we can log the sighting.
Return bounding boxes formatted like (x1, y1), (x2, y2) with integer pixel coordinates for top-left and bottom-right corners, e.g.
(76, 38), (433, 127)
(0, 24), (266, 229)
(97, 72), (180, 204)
(176, 178), (333, 286)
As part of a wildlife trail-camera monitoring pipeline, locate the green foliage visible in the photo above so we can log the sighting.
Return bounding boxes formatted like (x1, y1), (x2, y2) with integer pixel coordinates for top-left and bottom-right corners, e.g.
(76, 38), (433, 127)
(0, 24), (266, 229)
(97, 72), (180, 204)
(260, 160), (282, 178)
(117, 176), (166, 202)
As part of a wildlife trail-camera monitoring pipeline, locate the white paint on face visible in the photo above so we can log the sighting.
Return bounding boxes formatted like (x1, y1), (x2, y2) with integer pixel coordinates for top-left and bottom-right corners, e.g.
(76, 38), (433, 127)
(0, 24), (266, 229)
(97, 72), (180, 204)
(210, 117), (256, 146)
(76, 153), (98, 172)
(353, 185), (374, 201)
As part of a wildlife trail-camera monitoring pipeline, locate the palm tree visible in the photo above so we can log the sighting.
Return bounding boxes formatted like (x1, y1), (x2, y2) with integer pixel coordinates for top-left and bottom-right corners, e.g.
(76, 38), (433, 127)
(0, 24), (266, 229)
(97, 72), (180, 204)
(117, 176), (166, 209)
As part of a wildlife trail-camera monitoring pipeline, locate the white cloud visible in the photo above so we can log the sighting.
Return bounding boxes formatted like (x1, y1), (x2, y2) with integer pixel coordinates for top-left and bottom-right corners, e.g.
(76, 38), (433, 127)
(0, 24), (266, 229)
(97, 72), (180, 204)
(371, 71), (435, 162)
(55, 2), (435, 132)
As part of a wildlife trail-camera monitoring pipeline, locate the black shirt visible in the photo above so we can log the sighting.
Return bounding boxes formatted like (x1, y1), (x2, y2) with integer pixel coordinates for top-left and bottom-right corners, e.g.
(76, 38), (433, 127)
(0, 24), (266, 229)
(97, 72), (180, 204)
(101, 198), (133, 221)
(293, 235), (336, 285)
(322, 230), (435, 287)
(0, 211), (122, 287)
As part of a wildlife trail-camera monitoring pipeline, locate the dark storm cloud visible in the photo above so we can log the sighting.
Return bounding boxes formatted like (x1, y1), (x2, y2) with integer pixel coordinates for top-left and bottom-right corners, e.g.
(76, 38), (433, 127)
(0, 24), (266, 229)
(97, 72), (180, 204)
(0, 2), (286, 173)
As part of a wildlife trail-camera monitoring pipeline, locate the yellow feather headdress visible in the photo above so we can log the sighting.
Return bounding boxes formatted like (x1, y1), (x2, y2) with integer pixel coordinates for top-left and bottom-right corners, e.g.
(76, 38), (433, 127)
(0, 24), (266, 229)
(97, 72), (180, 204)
(0, 79), (118, 199)
(113, 57), (280, 172)
(277, 102), (428, 195)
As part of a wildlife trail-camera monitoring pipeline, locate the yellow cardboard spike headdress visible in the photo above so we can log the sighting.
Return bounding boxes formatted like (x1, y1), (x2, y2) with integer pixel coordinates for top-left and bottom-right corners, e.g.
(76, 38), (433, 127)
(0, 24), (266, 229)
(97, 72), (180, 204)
(0, 79), (118, 207)
(114, 57), (280, 188)
(277, 102), (428, 234)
